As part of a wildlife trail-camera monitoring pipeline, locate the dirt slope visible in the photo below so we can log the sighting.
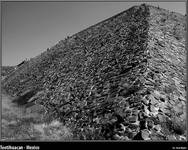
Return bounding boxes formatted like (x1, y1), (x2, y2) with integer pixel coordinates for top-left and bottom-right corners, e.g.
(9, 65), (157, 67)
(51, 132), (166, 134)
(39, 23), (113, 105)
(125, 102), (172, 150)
(1, 90), (72, 140)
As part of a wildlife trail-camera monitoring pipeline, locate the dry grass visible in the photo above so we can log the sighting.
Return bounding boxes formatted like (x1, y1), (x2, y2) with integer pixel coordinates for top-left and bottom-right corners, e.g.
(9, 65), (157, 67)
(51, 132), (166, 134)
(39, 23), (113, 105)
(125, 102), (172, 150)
(2, 93), (73, 141)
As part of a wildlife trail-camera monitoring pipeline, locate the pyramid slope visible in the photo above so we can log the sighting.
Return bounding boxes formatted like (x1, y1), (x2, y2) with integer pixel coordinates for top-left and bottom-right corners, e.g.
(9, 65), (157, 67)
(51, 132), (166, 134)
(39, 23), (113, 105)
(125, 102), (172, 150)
(143, 5), (186, 139)
(2, 4), (186, 140)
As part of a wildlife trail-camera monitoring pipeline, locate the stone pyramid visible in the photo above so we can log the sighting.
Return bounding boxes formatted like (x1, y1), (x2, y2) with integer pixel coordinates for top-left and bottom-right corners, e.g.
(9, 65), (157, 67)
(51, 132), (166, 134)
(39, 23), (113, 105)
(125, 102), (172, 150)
(2, 4), (186, 140)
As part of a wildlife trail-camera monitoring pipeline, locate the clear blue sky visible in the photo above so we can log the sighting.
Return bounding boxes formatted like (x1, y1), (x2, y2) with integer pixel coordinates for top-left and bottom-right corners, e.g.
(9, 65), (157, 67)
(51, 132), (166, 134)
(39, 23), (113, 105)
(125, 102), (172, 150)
(2, 2), (186, 66)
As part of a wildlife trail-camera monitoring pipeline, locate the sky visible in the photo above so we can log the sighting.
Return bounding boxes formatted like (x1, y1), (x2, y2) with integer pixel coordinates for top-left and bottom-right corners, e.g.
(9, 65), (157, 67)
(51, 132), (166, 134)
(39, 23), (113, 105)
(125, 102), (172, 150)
(2, 1), (186, 66)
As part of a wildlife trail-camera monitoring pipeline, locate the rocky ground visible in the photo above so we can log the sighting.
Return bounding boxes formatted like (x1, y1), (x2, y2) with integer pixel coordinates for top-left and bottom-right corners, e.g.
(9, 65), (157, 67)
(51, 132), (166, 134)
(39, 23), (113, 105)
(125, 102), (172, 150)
(2, 4), (186, 140)
(1, 66), (15, 76)
(1, 91), (72, 141)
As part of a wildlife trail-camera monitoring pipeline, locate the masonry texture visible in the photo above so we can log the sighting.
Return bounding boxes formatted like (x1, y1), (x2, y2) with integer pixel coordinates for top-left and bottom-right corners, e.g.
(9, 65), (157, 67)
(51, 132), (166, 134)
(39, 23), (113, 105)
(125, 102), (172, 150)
(2, 4), (186, 140)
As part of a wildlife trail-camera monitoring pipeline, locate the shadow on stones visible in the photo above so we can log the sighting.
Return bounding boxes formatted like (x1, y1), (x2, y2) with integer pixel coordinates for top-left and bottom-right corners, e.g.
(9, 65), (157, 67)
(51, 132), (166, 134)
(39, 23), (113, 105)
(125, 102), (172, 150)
(12, 89), (39, 106)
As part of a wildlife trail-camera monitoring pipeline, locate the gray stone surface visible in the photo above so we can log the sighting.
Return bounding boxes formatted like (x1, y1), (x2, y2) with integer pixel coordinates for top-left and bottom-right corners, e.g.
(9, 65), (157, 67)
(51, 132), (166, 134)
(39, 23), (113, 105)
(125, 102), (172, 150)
(2, 4), (186, 140)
